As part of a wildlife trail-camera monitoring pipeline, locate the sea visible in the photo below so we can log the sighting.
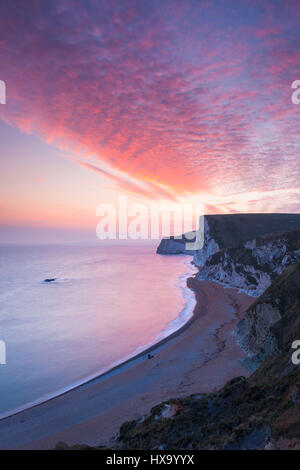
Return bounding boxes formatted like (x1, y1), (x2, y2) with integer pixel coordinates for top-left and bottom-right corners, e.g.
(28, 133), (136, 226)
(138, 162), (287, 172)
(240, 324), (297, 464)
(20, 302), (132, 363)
(0, 244), (196, 418)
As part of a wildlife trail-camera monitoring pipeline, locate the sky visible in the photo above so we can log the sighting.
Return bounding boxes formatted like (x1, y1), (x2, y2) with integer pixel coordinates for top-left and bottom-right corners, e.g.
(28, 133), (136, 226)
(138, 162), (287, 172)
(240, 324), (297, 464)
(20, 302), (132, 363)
(0, 0), (299, 243)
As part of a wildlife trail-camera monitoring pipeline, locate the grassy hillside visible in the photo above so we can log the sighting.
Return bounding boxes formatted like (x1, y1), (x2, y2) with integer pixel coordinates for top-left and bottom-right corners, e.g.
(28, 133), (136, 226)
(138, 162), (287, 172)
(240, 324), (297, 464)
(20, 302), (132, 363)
(206, 213), (300, 249)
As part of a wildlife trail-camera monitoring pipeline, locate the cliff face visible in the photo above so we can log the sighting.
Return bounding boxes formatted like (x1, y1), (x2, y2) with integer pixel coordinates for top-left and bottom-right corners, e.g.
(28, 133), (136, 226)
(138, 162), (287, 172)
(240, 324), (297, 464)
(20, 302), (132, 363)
(157, 213), (300, 267)
(234, 302), (281, 372)
(235, 263), (300, 372)
(198, 230), (300, 296)
(193, 217), (220, 266)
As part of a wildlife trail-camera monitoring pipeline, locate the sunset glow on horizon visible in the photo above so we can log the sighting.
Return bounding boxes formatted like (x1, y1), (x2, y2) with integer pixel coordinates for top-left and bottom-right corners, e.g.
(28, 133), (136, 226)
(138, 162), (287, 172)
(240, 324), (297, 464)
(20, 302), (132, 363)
(0, 0), (299, 242)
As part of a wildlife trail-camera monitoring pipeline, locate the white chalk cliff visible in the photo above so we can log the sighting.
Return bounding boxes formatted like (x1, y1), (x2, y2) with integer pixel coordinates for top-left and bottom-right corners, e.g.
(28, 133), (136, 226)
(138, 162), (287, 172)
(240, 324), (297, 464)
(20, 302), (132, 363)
(197, 230), (300, 296)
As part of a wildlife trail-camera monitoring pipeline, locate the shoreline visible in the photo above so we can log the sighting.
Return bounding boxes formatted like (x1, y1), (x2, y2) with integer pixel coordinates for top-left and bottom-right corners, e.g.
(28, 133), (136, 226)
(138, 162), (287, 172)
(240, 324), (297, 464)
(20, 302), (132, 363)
(0, 276), (254, 449)
(0, 259), (200, 422)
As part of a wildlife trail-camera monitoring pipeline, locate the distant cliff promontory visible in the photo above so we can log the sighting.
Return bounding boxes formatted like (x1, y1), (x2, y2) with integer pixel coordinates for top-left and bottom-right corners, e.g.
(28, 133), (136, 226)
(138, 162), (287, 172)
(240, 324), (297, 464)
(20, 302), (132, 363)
(157, 213), (300, 267)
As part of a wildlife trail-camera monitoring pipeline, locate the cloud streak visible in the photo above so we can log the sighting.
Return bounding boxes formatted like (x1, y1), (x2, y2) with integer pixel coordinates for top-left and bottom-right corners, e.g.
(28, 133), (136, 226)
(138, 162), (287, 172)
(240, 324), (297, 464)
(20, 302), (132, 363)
(0, 0), (299, 210)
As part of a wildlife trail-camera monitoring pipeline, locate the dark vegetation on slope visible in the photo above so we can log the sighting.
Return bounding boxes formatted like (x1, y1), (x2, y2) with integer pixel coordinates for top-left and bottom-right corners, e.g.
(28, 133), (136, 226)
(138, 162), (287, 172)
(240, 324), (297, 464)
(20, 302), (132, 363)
(251, 262), (300, 321)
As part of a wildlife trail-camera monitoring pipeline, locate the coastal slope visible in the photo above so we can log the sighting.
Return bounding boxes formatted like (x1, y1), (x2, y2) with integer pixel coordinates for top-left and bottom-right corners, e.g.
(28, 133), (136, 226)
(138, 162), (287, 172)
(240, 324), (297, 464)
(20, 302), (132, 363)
(115, 264), (300, 450)
(198, 229), (300, 296)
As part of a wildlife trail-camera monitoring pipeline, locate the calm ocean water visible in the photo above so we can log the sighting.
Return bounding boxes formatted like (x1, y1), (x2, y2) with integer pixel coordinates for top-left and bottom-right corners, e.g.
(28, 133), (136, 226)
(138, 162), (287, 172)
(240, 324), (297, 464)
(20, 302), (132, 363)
(0, 244), (196, 418)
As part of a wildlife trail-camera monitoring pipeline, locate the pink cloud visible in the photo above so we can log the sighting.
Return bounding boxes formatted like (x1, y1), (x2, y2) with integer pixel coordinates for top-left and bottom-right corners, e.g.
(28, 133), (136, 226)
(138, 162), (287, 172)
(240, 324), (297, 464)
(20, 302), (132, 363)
(0, 0), (299, 208)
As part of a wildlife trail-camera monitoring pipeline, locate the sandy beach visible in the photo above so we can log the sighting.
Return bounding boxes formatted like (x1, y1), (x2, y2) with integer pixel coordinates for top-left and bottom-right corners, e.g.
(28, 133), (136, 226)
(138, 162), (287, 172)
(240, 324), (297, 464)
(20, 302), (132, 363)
(0, 278), (254, 450)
